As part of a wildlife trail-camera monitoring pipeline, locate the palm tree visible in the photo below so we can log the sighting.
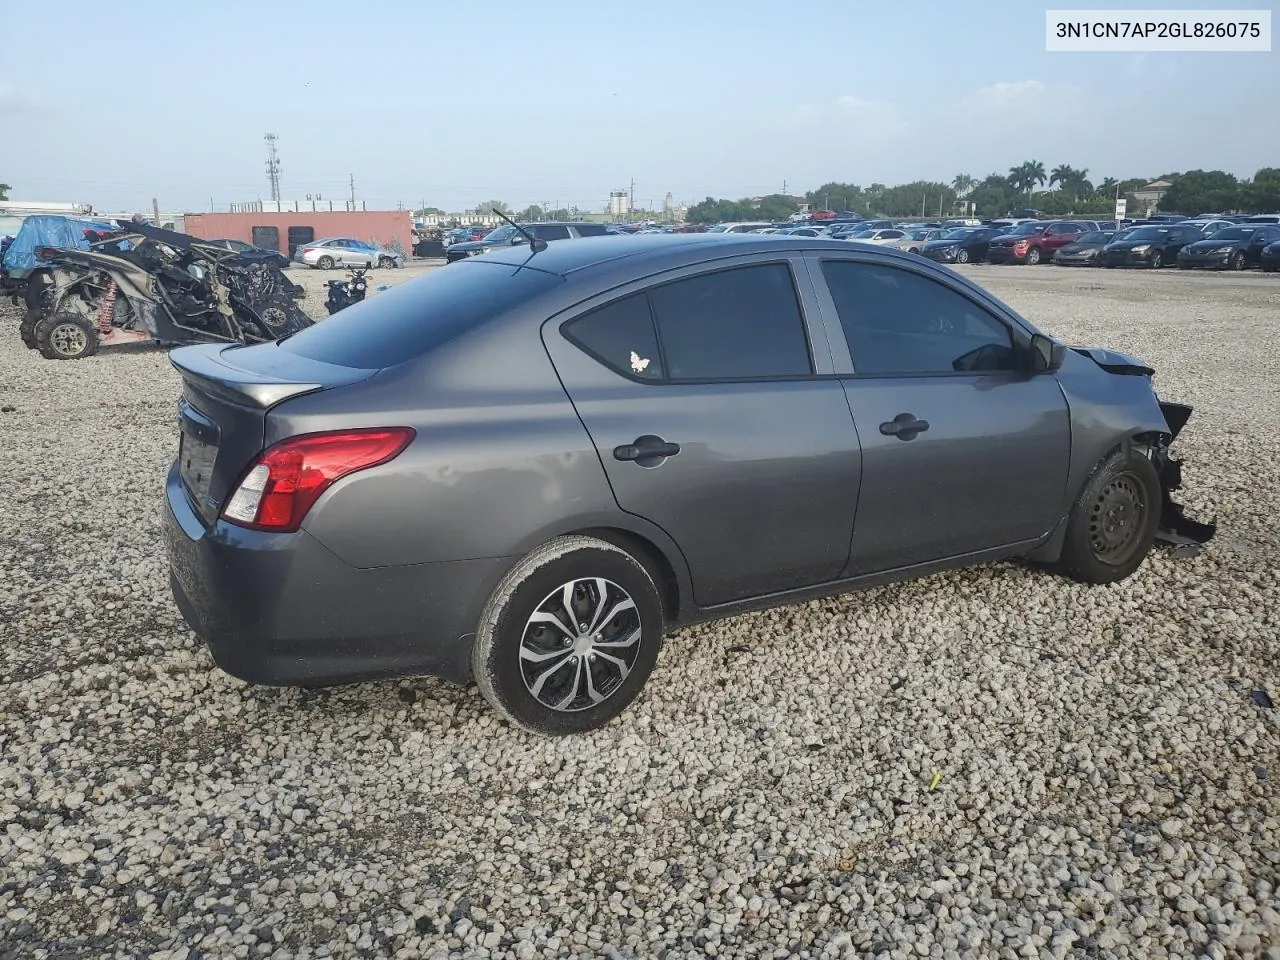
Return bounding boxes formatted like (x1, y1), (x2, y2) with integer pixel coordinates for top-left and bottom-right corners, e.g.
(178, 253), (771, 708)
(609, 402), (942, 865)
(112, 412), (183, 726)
(952, 173), (976, 196)
(1007, 161), (1046, 197)
(1098, 177), (1119, 197)
(1049, 164), (1074, 189)
(1026, 160), (1047, 194)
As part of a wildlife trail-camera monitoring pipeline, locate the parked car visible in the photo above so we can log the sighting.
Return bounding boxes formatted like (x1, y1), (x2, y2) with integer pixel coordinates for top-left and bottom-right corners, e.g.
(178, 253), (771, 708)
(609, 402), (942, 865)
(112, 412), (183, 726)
(919, 227), (1005, 264)
(987, 221), (1090, 265)
(1099, 224), (1204, 268)
(294, 237), (404, 270)
(1, 215), (116, 308)
(1176, 225), (1280, 270)
(206, 238), (291, 270)
(1176, 218), (1234, 238)
(899, 228), (947, 254)
(706, 221), (775, 234)
(164, 234), (1212, 734)
(445, 222), (610, 263)
(846, 228), (906, 246)
(1051, 230), (1116, 266)
(1259, 239), (1280, 272)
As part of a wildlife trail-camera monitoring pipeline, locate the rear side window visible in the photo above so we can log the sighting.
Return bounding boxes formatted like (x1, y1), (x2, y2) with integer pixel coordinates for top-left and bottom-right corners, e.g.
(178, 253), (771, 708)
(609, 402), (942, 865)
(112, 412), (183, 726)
(648, 264), (811, 380)
(563, 294), (663, 380)
(822, 261), (1015, 376)
(533, 224), (571, 241)
(278, 263), (563, 370)
(573, 224), (608, 237)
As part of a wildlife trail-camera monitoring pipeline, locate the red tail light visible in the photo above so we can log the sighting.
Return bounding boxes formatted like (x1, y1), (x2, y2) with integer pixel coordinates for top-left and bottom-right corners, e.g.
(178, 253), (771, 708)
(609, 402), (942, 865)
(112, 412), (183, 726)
(300, 246), (315, 254)
(222, 428), (415, 532)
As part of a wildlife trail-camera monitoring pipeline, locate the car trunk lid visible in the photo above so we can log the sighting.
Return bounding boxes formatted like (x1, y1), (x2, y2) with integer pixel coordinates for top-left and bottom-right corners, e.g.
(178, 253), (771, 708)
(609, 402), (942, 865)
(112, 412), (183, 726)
(169, 343), (375, 526)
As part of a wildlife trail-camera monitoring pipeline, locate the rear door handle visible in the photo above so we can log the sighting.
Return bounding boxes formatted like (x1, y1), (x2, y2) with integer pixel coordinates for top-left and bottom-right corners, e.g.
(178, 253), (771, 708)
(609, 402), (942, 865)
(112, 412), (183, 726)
(614, 435), (681, 464)
(879, 413), (930, 440)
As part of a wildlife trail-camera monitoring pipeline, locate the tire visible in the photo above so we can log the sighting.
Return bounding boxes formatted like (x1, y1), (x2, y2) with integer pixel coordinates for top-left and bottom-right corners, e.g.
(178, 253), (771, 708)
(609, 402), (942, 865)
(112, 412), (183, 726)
(316, 256), (335, 270)
(19, 308), (42, 349)
(1151, 250), (1164, 268)
(35, 313), (99, 360)
(1050, 449), (1161, 584)
(1230, 252), (1246, 271)
(955, 248), (970, 264)
(472, 535), (664, 735)
(1025, 247), (1042, 265)
(378, 256), (395, 269)
(23, 271), (53, 311)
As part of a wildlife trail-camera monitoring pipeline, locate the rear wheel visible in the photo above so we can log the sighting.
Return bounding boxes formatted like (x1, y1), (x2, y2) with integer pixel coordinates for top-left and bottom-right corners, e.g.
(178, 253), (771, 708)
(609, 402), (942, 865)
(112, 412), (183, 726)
(378, 256), (396, 269)
(1050, 449), (1161, 584)
(1025, 246), (1042, 265)
(35, 313), (99, 360)
(19, 308), (42, 349)
(473, 536), (664, 735)
(316, 255), (335, 270)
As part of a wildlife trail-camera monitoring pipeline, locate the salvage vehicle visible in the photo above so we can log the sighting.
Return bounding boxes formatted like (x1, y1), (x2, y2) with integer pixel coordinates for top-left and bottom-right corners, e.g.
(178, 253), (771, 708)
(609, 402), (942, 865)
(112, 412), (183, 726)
(294, 237), (404, 270)
(987, 221), (1089, 265)
(324, 267), (369, 315)
(21, 221), (312, 360)
(1051, 230), (1116, 266)
(165, 234), (1214, 735)
(1176, 225), (1280, 270)
(1, 214), (115, 309)
(1099, 224), (1204, 268)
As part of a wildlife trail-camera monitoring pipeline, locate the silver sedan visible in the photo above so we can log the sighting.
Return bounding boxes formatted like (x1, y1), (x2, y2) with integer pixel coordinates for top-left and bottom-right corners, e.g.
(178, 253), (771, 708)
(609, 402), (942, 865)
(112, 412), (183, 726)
(294, 237), (404, 269)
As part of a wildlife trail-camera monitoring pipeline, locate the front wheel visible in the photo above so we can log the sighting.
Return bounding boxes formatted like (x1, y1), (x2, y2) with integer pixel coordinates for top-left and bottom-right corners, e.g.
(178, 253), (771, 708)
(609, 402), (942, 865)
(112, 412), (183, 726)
(35, 313), (99, 360)
(1025, 247), (1042, 265)
(473, 536), (664, 735)
(1230, 252), (1246, 271)
(1050, 449), (1161, 584)
(1151, 250), (1164, 268)
(316, 255), (335, 270)
(955, 248), (970, 264)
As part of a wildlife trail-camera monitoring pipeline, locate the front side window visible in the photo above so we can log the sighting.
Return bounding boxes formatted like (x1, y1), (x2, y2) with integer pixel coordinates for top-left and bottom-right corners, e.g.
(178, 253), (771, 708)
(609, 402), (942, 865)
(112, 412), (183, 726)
(821, 261), (1016, 376)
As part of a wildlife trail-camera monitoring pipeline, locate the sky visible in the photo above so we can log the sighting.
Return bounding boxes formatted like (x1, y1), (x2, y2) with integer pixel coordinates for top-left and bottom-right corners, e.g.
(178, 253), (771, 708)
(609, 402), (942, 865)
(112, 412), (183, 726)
(1, 0), (1276, 214)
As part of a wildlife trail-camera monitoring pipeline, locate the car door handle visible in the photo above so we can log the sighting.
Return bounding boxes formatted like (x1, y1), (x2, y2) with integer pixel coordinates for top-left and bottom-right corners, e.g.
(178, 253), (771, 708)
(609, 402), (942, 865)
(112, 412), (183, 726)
(879, 414), (930, 440)
(614, 436), (681, 463)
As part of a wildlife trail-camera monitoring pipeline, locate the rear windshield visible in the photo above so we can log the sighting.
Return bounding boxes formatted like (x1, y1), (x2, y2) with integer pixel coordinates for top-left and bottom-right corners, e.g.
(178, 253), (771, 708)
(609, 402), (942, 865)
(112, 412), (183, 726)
(277, 262), (563, 369)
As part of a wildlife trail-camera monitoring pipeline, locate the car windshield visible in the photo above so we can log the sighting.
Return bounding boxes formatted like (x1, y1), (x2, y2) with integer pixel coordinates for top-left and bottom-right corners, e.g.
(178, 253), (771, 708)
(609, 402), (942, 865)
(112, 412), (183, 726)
(1212, 227), (1256, 241)
(1009, 223), (1045, 236)
(1079, 231), (1113, 242)
(482, 225), (518, 243)
(1125, 227), (1170, 240)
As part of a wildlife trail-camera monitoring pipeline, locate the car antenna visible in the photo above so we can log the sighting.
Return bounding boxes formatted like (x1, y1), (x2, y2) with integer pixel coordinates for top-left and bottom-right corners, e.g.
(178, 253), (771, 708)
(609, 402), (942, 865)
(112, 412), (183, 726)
(492, 208), (547, 252)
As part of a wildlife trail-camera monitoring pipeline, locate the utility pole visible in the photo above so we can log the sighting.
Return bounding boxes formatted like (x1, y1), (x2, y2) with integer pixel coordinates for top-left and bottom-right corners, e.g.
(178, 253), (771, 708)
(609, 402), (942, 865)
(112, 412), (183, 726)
(782, 179), (787, 196)
(349, 173), (356, 211)
(152, 197), (161, 227)
(264, 134), (281, 203)
(629, 178), (635, 215)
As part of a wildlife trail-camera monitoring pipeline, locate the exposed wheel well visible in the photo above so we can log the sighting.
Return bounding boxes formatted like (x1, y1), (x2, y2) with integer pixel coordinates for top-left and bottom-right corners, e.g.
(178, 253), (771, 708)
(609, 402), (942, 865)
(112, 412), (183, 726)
(575, 527), (682, 625)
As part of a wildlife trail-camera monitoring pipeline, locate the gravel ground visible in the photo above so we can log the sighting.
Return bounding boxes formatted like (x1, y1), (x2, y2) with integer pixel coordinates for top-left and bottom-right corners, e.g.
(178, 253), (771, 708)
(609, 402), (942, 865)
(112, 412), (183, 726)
(1, 262), (1277, 960)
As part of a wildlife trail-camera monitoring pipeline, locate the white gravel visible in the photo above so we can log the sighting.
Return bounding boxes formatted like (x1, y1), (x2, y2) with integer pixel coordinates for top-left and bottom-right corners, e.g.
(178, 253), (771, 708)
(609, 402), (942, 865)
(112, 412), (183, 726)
(1, 263), (1277, 959)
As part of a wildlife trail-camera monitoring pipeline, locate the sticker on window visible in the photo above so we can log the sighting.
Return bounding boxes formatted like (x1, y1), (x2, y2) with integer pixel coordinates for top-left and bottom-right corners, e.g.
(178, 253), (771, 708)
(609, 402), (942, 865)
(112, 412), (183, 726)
(630, 351), (651, 374)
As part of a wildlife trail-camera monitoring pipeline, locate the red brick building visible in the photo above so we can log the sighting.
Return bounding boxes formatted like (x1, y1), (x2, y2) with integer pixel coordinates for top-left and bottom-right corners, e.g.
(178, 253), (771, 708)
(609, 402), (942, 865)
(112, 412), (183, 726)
(182, 210), (413, 258)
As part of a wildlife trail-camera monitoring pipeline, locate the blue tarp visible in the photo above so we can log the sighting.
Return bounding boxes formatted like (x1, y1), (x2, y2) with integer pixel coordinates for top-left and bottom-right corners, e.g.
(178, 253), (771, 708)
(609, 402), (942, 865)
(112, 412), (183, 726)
(1, 216), (114, 278)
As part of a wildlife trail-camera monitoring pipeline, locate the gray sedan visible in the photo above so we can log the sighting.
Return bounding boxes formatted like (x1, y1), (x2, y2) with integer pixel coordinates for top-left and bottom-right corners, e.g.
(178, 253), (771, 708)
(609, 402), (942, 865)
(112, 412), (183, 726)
(294, 237), (404, 269)
(166, 235), (1214, 735)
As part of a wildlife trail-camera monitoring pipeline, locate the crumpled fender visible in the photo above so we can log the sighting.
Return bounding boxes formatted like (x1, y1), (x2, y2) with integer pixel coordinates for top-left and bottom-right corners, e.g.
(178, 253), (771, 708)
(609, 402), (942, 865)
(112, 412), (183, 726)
(1071, 346), (1155, 376)
(1154, 401), (1216, 547)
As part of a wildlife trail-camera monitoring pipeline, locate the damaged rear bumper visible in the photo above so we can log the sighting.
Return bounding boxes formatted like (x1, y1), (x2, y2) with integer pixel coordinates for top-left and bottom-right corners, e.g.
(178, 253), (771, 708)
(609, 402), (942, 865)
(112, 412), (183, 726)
(1154, 401), (1216, 548)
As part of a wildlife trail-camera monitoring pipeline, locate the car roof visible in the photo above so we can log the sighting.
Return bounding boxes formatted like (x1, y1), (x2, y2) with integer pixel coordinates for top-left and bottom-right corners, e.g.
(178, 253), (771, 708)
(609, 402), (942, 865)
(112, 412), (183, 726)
(471, 232), (936, 279)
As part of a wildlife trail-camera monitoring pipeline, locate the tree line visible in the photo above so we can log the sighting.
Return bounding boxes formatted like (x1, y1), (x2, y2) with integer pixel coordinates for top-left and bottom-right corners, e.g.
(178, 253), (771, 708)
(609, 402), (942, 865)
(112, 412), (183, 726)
(681, 164), (1280, 223)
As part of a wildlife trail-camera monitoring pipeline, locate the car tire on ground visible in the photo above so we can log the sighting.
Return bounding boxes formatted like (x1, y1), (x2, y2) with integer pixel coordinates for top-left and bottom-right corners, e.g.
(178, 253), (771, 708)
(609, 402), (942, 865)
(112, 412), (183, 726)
(472, 535), (664, 736)
(1026, 247), (1042, 265)
(378, 256), (396, 269)
(956, 249), (970, 264)
(19, 308), (43, 349)
(316, 256), (335, 270)
(1050, 448), (1161, 584)
(1230, 252), (1246, 271)
(1151, 251), (1164, 268)
(34, 313), (99, 360)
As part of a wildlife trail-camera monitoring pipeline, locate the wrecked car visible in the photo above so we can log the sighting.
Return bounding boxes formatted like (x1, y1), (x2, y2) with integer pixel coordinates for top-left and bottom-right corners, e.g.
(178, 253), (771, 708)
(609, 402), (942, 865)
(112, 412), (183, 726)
(20, 221), (312, 360)
(1, 214), (116, 309)
(164, 234), (1214, 735)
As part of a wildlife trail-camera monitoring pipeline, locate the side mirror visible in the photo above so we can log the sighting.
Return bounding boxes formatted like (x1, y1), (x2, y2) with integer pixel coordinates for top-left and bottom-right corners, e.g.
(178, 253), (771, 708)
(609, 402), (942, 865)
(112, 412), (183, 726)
(1030, 333), (1066, 373)
(510, 235), (526, 245)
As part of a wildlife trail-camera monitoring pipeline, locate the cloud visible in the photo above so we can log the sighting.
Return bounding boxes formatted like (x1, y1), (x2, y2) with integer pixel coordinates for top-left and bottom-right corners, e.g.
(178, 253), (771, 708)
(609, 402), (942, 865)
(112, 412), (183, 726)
(786, 95), (909, 142)
(954, 79), (1087, 132)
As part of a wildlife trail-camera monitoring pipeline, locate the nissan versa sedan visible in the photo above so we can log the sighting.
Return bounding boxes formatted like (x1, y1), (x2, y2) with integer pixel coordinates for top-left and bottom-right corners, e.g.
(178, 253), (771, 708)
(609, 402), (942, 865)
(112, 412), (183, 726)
(165, 235), (1214, 735)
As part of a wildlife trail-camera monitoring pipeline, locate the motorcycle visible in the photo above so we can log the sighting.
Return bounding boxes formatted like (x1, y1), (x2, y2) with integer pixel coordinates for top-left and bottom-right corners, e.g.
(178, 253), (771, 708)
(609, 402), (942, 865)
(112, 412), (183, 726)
(324, 267), (369, 315)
